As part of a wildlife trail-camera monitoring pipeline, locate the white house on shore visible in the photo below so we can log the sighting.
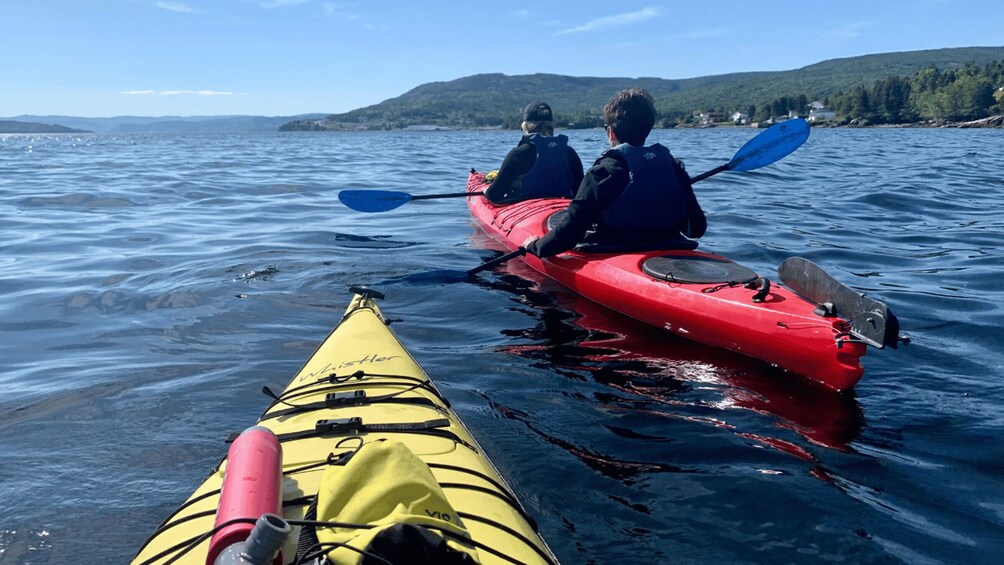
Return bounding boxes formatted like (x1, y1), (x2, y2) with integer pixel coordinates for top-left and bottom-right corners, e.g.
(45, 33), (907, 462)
(807, 101), (836, 122)
(695, 110), (727, 125)
(808, 108), (837, 122)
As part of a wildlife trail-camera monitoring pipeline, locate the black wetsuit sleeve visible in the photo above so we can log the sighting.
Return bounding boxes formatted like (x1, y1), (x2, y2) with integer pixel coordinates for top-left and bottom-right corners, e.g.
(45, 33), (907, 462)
(525, 155), (628, 258)
(485, 142), (536, 204)
(675, 163), (707, 238)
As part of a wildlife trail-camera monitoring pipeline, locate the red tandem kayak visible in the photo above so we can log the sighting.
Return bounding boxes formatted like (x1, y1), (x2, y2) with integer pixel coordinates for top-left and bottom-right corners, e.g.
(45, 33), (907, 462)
(465, 170), (900, 392)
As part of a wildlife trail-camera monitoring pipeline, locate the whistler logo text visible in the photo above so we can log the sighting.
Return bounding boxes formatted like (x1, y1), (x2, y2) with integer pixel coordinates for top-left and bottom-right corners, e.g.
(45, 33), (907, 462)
(299, 354), (401, 381)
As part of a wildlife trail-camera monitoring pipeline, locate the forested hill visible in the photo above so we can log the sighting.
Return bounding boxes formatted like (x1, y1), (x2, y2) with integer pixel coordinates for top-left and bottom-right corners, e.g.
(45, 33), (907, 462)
(283, 46), (1004, 130)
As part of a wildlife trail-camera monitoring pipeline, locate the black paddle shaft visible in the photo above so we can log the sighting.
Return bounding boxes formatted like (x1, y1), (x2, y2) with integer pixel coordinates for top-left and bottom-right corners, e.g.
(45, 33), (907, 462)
(467, 248), (526, 277)
(411, 191), (483, 201)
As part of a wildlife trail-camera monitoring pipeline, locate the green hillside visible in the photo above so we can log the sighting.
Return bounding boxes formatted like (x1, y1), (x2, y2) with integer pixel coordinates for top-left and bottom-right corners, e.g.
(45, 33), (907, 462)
(282, 46), (1004, 130)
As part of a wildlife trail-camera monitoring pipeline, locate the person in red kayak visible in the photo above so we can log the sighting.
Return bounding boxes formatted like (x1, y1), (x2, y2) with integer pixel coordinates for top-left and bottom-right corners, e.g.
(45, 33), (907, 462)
(484, 101), (584, 204)
(524, 88), (707, 257)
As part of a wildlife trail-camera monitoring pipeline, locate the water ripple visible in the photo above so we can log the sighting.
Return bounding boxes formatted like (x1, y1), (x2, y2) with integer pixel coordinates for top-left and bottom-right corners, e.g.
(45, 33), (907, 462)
(1, 129), (1003, 563)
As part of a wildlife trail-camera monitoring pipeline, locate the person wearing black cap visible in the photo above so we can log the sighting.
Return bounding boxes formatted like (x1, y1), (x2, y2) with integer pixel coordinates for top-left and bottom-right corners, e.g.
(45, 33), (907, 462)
(484, 101), (584, 205)
(523, 88), (706, 258)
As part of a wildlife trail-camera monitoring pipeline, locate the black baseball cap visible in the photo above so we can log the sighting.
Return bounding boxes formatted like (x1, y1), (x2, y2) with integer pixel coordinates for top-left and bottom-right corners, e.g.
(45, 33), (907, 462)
(522, 101), (553, 122)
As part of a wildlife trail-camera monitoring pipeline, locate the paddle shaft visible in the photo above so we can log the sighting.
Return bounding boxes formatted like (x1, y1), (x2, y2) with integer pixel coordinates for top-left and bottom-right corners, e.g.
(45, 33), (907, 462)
(689, 164), (730, 184)
(440, 163), (721, 200)
(466, 248), (526, 277)
(416, 154), (741, 205)
(412, 191), (483, 201)
(343, 119), (806, 213)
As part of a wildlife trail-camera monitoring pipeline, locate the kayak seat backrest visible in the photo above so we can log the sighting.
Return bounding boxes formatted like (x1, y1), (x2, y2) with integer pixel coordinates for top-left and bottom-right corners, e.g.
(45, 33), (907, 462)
(642, 255), (759, 284)
(545, 210), (699, 254)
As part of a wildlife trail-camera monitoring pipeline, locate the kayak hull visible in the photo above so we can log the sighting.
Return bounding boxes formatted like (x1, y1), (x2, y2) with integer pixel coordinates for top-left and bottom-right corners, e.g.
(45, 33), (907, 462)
(133, 291), (556, 565)
(466, 170), (866, 391)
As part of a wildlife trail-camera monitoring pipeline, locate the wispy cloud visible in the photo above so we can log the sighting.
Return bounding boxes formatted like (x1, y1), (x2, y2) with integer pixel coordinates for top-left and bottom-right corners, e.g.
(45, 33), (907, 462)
(323, 2), (360, 19)
(155, 1), (197, 13)
(823, 21), (875, 39)
(611, 41), (644, 49)
(259, 0), (311, 8)
(554, 7), (660, 36)
(678, 28), (728, 40)
(121, 90), (233, 96)
(321, 2), (385, 30)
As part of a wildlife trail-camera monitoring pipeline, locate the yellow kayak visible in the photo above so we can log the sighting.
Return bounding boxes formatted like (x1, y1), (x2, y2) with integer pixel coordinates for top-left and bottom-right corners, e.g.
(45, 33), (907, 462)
(133, 287), (557, 565)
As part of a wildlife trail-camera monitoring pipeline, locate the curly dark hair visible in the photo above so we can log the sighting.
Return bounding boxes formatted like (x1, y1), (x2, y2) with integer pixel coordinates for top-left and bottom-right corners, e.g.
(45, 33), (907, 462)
(603, 88), (656, 146)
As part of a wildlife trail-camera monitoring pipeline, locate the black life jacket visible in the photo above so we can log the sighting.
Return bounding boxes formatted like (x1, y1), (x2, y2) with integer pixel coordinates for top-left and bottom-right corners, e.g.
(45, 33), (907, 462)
(597, 143), (688, 234)
(518, 134), (575, 199)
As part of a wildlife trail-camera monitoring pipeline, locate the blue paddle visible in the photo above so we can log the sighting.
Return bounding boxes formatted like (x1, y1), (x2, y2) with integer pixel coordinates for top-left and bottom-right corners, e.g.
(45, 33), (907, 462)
(339, 119), (809, 213)
(689, 118), (810, 182)
(339, 190), (485, 213)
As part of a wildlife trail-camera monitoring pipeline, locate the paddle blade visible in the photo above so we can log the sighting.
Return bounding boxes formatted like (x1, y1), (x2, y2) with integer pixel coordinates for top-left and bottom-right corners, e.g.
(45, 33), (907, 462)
(729, 118), (810, 172)
(338, 190), (412, 213)
(779, 257), (900, 349)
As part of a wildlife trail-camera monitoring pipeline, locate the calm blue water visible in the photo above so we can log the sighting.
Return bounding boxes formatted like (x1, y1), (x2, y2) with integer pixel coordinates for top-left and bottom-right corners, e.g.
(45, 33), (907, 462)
(1, 128), (1002, 564)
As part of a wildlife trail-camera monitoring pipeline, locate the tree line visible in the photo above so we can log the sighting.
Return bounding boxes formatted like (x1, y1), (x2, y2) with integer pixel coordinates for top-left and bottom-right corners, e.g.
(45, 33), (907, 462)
(751, 60), (1004, 125)
(518, 60), (1003, 128)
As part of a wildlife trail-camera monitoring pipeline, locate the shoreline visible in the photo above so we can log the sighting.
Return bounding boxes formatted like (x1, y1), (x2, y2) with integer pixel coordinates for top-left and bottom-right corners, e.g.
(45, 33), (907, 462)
(4, 114), (1002, 134)
(786, 115), (1004, 129)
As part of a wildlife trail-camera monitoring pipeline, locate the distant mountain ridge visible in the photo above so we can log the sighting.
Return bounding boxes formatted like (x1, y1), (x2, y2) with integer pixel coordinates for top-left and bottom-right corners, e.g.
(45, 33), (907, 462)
(285, 46), (1004, 130)
(0, 114), (327, 134)
(0, 120), (91, 133)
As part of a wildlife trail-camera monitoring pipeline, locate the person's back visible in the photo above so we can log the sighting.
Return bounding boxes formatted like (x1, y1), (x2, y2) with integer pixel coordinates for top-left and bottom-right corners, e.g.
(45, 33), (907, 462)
(525, 88), (706, 257)
(590, 142), (693, 242)
(484, 102), (583, 205)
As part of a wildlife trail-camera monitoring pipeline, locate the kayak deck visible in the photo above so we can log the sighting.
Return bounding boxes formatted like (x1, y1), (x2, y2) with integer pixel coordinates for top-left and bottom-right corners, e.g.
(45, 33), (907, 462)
(466, 170), (868, 391)
(133, 289), (556, 565)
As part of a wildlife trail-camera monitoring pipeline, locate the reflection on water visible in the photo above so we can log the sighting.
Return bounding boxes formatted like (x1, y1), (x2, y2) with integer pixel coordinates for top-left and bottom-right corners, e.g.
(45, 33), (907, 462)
(471, 245), (864, 463)
(484, 392), (687, 483)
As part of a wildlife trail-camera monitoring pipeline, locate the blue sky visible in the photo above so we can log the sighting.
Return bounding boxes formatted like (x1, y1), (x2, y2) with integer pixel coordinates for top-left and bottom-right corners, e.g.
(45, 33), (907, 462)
(3, 0), (1002, 117)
